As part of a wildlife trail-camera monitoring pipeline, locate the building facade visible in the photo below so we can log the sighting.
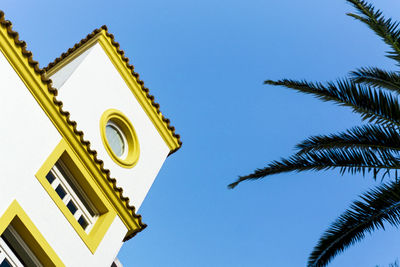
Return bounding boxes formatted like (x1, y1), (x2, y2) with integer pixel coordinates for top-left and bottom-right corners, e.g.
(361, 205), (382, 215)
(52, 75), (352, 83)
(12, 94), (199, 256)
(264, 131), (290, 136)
(0, 11), (181, 267)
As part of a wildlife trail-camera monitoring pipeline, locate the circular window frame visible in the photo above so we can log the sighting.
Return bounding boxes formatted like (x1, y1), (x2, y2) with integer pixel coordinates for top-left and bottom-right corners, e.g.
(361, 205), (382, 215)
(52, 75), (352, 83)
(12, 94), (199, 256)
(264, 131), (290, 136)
(100, 109), (140, 168)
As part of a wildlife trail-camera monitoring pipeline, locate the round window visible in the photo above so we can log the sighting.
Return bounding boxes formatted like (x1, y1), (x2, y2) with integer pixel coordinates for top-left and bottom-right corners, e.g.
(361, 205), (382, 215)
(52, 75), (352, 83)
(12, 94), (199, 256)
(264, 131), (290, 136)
(100, 109), (140, 168)
(105, 122), (126, 158)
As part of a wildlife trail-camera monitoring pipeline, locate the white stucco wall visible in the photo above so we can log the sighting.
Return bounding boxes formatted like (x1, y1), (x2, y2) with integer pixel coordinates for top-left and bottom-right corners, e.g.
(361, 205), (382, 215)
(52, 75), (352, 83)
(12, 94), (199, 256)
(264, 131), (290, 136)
(51, 43), (170, 210)
(0, 50), (126, 266)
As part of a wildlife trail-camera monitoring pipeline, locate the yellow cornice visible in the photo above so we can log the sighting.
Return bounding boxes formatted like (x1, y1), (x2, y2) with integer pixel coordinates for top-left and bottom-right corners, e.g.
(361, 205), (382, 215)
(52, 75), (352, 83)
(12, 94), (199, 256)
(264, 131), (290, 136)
(0, 13), (145, 241)
(45, 28), (182, 155)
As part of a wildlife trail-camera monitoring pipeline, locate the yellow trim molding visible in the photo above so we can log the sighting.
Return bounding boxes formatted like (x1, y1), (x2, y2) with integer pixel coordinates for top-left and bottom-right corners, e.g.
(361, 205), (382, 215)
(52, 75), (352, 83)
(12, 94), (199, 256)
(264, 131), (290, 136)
(0, 17), (144, 240)
(45, 29), (181, 153)
(0, 200), (64, 266)
(100, 109), (140, 168)
(36, 139), (117, 254)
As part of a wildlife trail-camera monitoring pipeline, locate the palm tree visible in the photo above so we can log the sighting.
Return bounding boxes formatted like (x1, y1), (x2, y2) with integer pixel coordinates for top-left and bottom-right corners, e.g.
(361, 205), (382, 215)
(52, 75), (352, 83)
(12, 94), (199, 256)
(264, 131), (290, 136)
(376, 259), (400, 267)
(229, 0), (400, 266)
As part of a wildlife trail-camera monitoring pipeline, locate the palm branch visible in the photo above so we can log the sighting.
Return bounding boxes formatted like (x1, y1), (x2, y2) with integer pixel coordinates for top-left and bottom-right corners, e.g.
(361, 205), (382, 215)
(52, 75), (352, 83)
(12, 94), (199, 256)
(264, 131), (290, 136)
(230, 0), (400, 265)
(264, 79), (400, 127)
(296, 124), (400, 154)
(346, 0), (400, 63)
(308, 181), (400, 267)
(351, 67), (400, 94)
(228, 148), (400, 189)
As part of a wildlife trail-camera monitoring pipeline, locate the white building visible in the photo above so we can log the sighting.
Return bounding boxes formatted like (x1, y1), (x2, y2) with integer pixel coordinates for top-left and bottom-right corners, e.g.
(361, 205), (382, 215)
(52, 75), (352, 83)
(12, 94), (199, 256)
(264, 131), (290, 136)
(0, 11), (181, 267)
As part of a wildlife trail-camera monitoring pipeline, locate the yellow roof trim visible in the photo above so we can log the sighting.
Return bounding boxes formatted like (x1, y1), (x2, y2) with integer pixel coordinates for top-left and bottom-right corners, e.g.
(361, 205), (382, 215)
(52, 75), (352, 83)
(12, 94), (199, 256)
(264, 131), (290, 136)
(0, 11), (145, 241)
(45, 26), (182, 155)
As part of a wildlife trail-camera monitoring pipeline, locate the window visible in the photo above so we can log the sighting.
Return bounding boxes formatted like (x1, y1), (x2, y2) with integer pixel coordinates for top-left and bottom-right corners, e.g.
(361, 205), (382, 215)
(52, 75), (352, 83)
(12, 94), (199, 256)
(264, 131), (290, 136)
(35, 139), (117, 253)
(0, 226), (41, 267)
(46, 160), (98, 233)
(100, 109), (140, 168)
(110, 258), (123, 267)
(0, 201), (64, 265)
(105, 121), (126, 158)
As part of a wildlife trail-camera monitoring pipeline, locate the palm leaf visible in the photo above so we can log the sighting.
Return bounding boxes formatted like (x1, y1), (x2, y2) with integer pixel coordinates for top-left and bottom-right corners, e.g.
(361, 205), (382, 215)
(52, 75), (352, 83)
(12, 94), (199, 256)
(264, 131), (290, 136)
(296, 124), (400, 154)
(228, 148), (400, 189)
(265, 79), (400, 127)
(232, 1), (400, 265)
(308, 181), (400, 267)
(351, 67), (400, 94)
(346, 0), (400, 63)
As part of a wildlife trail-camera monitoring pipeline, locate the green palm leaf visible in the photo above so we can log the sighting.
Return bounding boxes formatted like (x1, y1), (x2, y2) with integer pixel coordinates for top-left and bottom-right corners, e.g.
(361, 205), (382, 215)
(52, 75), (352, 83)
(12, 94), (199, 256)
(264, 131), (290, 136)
(264, 79), (400, 127)
(308, 181), (400, 267)
(232, 1), (400, 265)
(296, 124), (400, 154)
(346, 0), (400, 63)
(351, 67), (400, 94)
(228, 148), (400, 189)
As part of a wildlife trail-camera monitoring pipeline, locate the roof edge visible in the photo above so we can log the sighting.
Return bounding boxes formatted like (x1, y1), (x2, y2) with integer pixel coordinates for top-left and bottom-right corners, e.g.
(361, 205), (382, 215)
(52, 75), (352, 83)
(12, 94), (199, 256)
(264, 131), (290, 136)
(44, 25), (182, 155)
(0, 11), (146, 241)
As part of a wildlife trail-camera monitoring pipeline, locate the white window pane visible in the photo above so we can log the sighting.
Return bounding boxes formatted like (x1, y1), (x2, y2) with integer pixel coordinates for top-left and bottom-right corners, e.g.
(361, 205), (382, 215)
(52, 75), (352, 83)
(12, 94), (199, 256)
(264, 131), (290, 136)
(46, 160), (98, 233)
(105, 124), (125, 157)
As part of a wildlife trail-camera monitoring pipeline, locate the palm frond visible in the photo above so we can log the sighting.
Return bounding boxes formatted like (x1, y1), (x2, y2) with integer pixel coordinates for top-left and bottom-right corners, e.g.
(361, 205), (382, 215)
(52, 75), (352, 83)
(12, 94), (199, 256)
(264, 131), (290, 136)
(308, 181), (400, 267)
(228, 148), (400, 189)
(265, 79), (400, 127)
(351, 67), (400, 94)
(296, 124), (400, 154)
(346, 0), (400, 63)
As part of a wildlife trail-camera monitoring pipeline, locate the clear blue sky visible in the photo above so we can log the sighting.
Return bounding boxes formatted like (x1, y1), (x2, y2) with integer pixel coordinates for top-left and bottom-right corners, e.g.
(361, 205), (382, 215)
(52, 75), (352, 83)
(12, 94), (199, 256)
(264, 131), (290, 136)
(3, 0), (400, 266)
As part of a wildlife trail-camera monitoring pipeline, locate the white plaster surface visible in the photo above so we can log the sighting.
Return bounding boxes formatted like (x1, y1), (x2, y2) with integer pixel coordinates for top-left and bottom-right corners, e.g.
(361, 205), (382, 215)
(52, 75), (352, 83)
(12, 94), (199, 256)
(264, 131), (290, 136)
(0, 50), (126, 266)
(52, 43), (170, 210)
(50, 46), (94, 89)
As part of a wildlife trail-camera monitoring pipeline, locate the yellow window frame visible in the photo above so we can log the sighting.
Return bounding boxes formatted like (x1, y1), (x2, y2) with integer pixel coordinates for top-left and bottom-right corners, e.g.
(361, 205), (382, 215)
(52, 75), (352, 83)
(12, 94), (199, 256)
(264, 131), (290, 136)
(0, 200), (64, 266)
(35, 139), (117, 254)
